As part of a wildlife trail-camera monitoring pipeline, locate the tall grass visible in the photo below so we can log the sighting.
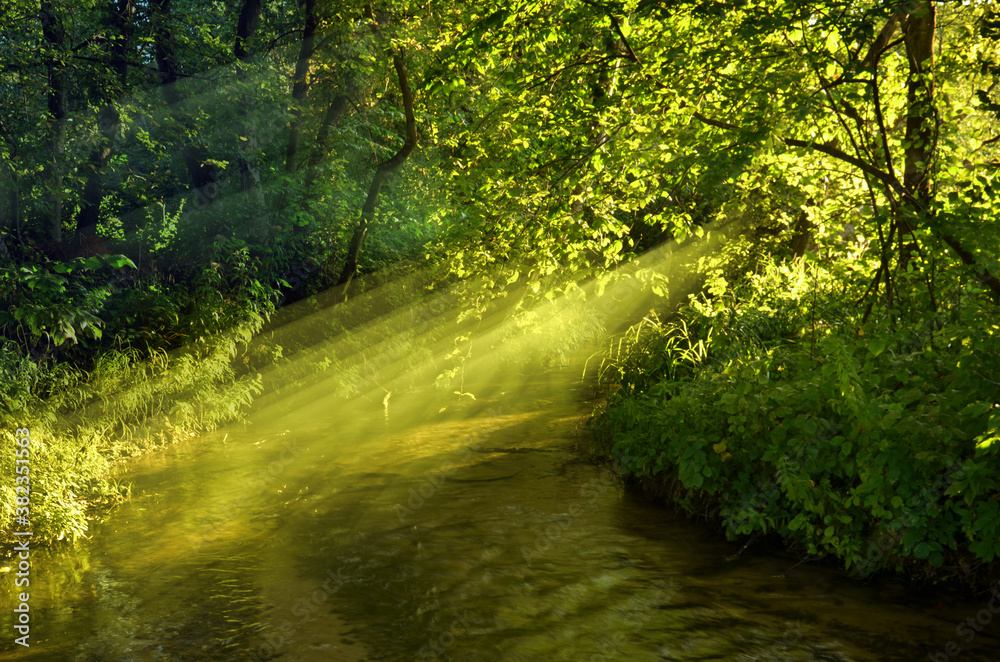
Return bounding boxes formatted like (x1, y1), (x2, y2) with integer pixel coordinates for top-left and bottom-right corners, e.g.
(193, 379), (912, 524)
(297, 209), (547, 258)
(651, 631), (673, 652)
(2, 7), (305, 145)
(1, 320), (264, 543)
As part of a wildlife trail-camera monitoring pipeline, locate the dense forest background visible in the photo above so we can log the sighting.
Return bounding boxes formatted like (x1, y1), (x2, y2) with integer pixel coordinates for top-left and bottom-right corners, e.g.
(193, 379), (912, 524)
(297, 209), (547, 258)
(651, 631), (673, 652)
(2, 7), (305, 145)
(1, 0), (999, 588)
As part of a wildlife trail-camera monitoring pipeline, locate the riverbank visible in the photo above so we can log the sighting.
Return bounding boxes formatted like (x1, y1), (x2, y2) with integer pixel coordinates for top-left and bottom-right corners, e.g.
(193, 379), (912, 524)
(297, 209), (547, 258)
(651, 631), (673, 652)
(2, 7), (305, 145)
(0, 322), (265, 544)
(589, 257), (1000, 593)
(7, 327), (1000, 661)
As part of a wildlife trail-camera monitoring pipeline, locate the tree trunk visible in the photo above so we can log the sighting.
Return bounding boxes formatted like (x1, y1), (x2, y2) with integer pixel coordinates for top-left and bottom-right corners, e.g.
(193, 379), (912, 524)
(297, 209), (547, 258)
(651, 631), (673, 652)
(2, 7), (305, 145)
(234, 0), (264, 62)
(304, 93), (350, 190)
(73, 0), (135, 255)
(896, 3), (936, 270)
(233, 0), (267, 219)
(150, 0), (218, 198)
(335, 51), (417, 300)
(40, 2), (67, 255)
(902, 3), (936, 206)
(285, 0), (319, 174)
(899, 2), (999, 300)
(789, 208), (814, 258)
(6, 168), (21, 252)
(73, 105), (119, 255)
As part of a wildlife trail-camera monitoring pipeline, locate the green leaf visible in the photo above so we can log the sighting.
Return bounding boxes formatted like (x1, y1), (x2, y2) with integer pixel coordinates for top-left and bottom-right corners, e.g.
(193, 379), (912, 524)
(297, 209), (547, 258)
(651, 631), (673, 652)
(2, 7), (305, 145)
(961, 401), (993, 419)
(106, 254), (137, 269)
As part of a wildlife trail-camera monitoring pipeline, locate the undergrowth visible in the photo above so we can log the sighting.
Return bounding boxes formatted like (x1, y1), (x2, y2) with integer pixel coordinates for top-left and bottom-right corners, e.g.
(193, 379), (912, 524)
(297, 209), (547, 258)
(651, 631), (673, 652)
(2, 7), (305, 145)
(0, 314), (267, 544)
(592, 254), (1000, 589)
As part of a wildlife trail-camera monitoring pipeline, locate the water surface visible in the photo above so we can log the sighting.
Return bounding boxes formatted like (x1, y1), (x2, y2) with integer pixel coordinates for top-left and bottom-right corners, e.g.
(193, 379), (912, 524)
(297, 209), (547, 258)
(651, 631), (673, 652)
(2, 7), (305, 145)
(3, 358), (999, 662)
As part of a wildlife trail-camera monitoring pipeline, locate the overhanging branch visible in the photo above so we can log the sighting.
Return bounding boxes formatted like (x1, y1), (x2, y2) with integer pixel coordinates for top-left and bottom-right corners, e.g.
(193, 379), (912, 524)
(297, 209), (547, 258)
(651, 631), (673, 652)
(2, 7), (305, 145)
(689, 111), (1000, 301)
(782, 138), (913, 204)
(691, 111), (739, 131)
(691, 109), (910, 203)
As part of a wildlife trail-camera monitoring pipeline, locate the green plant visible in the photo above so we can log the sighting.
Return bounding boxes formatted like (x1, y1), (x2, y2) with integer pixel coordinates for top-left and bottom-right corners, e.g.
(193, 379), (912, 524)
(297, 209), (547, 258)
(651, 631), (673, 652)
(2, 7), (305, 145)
(0, 255), (135, 351)
(593, 249), (1000, 587)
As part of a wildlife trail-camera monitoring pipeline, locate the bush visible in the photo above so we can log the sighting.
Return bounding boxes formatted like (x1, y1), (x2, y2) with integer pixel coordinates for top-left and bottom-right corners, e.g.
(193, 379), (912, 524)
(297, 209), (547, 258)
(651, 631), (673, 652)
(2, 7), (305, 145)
(593, 255), (1000, 587)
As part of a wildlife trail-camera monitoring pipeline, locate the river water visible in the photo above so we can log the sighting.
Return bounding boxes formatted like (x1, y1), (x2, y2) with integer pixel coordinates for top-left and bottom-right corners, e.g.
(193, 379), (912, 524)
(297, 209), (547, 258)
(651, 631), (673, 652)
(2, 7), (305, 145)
(3, 245), (1000, 661)
(3, 357), (999, 661)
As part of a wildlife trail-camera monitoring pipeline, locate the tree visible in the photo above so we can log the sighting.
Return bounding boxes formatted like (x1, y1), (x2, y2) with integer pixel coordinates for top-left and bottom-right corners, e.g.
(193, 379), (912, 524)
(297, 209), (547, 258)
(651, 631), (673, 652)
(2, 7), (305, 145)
(421, 0), (1000, 313)
(284, 0), (321, 174)
(73, 0), (136, 257)
(40, 1), (68, 254)
(335, 23), (417, 299)
(150, 0), (219, 196)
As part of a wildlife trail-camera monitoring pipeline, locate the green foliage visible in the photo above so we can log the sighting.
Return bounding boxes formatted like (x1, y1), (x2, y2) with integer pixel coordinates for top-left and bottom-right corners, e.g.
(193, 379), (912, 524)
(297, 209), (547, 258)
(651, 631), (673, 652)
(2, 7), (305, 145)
(594, 252), (1000, 584)
(0, 322), (263, 543)
(183, 238), (278, 338)
(0, 255), (135, 351)
(0, 0), (997, 596)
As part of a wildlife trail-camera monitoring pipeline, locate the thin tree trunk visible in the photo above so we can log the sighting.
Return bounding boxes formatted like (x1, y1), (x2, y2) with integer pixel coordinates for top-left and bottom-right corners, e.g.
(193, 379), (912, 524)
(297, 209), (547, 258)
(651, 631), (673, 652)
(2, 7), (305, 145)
(335, 50), (417, 300)
(7, 173), (20, 250)
(1, 132), (24, 255)
(285, 0), (319, 174)
(150, 0), (217, 197)
(304, 93), (350, 190)
(40, 2), (66, 255)
(233, 0), (264, 207)
(0, 166), (11, 262)
(73, 0), (135, 255)
(73, 104), (119, 256)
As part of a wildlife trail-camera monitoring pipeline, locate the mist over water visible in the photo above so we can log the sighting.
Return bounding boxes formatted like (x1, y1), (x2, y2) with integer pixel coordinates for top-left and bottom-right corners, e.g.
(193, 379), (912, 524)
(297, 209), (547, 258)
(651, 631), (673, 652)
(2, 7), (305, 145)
(3, 229), (999, 661)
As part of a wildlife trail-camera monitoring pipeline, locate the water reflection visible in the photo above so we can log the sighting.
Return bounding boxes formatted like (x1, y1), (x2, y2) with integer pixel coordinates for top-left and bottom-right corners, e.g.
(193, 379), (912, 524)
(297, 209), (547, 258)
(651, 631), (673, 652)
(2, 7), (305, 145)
(2, 360), (999, 661)
(3, 229), (1000, 661)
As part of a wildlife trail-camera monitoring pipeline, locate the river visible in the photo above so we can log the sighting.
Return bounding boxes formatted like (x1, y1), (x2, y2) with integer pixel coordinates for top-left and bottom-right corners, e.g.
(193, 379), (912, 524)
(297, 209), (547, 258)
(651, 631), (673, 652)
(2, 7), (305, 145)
(2, 356), (999, 661)
(3, 243), (999, 661)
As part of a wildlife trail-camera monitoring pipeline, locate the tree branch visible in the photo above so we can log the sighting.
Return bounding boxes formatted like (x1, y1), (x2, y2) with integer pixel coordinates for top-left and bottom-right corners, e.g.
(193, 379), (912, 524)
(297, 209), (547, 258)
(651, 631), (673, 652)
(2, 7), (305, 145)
(937, 233), (1000, 302)
(609, 15), (641, 65)
(783, 138), (912, 200)
(860, 13), (906, 69)
(336, 35), (418, 296)
(264, 28), (302, 55)
(374, 52), (418, 173)
(691, 111), (739, 131)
